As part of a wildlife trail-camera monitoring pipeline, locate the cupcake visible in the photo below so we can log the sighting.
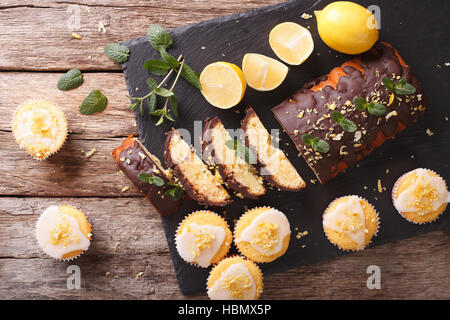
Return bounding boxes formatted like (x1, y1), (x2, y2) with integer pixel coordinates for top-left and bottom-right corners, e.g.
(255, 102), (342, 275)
(207, 256), (263, 300)
(234, 206), (291, 263)
(323, 196), (379, 251)
(36, 205), (92, 260)
(175, 210), (232, 268)
(12, 99), (68, 160)
(392, 168), (449, 224)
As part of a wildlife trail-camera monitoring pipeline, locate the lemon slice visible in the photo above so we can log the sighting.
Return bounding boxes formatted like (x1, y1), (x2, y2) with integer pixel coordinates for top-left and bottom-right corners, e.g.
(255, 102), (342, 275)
(269, 22), (314, 65)
(200, 62), (246, 109)
(242, 53), (288, 91)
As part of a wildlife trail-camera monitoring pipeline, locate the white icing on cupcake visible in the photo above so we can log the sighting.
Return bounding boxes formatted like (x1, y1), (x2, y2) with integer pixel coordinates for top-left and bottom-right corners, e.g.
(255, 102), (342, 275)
(235, 208), (290, 255)
(207, 262), (256, 300)
(175, 223), (226, 268)
(36, 206), (90, 260)
(323, 196), (366, 250)
(394, 169), (450, 216)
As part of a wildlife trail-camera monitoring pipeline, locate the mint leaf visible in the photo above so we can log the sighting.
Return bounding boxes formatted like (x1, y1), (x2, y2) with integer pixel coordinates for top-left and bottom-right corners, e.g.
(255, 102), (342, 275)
(144, 59), (170, 76)
(311, 138), (330, 153)
(147, 24), (173, 51)
(79, 90), (108, 115)
(382, 77), (395, 92)
(147, 94), (157, 113)
(159, 48), (180, 68)
(353, 97), (367, 111)
(367, 102), (387, 116)
(302, 134), (313, 145)
(104, 43), (129, 63)
(154, 87), (174, 97)
(169, 95), (178, 117)
(137, 172), (164, 186)
(331, 111), (344, 123)
(165, 186), (183, 200)
(155, 115), (165, 126)
(395, 82), (416, 95)
(180, 63), (202, 90)
(57, 68), (83, 91)
(150, 109), (164, 116)
(146, 77), (158, 89)
(340, 118), (357, 132)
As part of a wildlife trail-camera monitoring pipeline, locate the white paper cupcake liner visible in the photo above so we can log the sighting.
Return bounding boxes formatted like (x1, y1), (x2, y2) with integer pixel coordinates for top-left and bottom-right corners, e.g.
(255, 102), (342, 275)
(206, 255), (264, 300)
(175, 210), (232, 268)
(322, 195), (380, 252)
(35, 205), (92, 261)
(233, 206), (290, 263)
(12, 99), (68, 161)
(391, 168), (447, 224)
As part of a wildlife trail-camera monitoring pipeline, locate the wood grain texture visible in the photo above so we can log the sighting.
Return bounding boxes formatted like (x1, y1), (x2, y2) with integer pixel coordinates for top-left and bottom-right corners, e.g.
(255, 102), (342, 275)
(1, 197), (449, 300)
(0, 0), (448, 300)
(0, 0), (282, 71)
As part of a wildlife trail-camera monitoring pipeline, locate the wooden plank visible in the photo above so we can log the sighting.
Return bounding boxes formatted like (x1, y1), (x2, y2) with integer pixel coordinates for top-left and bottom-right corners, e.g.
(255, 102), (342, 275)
(0, 197), (448, 299)
(0, 0), (283, 71)
(0, 72), (140, 197)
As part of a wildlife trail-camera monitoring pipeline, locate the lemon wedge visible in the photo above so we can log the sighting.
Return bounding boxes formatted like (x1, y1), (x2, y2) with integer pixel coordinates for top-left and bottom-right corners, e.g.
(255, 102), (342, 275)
(242, 53), (288, 91)
(269, 22), (314, 65)
(200, 62), (246, 109)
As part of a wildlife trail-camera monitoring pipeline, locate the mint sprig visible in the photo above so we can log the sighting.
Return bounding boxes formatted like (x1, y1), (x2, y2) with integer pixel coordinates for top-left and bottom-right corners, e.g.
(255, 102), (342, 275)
(165, 182), (183, 200)
(145, 24), (201, 90)
(104, 43), (130, 63)
(382, 77), (416, 95)
(137, 172), (165, 187)
(302, 134), (330, 153)
(331, 111), (357, 132)
(225, 139), (257, 164)
(57, 68), (83, 91)
(79, 90), (108, 115)
(353, 97), (387, 116)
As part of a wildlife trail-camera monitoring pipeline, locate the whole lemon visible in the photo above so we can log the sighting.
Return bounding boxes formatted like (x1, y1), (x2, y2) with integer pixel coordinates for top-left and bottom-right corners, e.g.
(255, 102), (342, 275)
(315, 1), (379, 54)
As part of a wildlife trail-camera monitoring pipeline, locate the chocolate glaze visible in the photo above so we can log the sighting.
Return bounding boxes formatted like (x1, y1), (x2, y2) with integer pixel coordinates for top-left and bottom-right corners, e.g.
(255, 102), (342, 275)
(164, 128), (233, 207)
(272, 42), (425, 184)
(202, 116), (266, 199)
(113, 136), (183, 216)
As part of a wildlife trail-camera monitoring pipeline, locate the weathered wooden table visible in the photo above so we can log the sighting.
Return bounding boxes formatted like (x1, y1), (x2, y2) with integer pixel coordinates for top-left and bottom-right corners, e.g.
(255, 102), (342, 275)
(0, 0), (448, 300)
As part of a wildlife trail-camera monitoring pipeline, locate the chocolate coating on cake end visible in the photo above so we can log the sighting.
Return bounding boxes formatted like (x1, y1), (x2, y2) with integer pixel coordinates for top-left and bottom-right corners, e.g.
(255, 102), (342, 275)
(272, 42), (425, 183)
(113, 137), (183, 216)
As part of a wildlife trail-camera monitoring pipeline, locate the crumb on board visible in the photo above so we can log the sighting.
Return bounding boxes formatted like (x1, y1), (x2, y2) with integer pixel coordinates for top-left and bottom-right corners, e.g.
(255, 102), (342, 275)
(377, 179), (383, 193)
(296, 230), (309, 239)
(113, 241), (120, 251)
(301, 13), (313, 19)
(121, 186), (130, 192)
(136, 272), (144, 279)
(85, 147), (96, 158)
(426, 128), (434, 136)
(71, 32), (82, 39)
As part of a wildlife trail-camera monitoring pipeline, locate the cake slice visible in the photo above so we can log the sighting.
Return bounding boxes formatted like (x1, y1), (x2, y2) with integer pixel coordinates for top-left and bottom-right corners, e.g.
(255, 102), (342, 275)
(164, 128), (232, 206)
(203, 117), (266, 199)
(241, 107), (306, 191)
(112, 135), (183, 216)
(271, 42), (425, 183)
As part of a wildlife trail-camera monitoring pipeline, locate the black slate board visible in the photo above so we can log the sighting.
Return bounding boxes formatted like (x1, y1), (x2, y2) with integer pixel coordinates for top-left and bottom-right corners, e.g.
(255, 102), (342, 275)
(121, 0), (450, 295)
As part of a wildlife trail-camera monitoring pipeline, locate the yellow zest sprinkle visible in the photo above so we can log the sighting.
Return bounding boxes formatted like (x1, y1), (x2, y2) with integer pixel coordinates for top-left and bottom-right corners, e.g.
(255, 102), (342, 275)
(385, 110), (398, 120)
(71, 32), (83, 39)
(388, 93), (395, 106)
(297, 110), (304, 119)
(377, 179), (383, 193)
(121, 186), (130, 192)
(49, 222), (72, 247)
(252, 222), (279, 252)
(85, 147), (96, 158)
(339, 210), (363, 233)
(113, 241), (120, 251)
(187, 225), (215, 259)
(222, 274), (252, 299)
(426, 128), (434, 136)
(136, 272), (144, 279)
(408, 182), (438, 213)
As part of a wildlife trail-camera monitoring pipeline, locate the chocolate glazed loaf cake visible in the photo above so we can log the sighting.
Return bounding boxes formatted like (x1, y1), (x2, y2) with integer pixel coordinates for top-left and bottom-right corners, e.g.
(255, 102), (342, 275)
(112, 136), (183, 215)
(272, 42), (425, 184)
